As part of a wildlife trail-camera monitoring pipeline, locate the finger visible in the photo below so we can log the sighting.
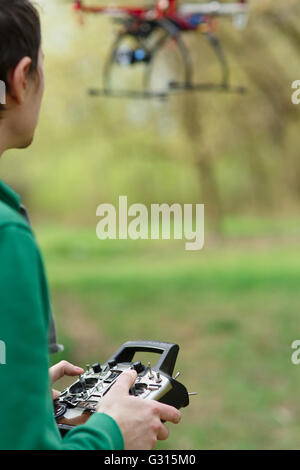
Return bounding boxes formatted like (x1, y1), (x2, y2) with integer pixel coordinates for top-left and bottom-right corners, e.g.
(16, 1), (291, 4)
(111, 370), (137, 394)
(63, 362), (84, 377)
(157, 423), (169, 441)
(50, 361), (84, 383)
(155, 403), (181, 424)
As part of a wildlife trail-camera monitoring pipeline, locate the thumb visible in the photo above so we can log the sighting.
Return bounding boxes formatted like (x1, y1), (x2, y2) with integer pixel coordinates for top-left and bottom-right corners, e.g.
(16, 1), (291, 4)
(112, 369), (137, 395)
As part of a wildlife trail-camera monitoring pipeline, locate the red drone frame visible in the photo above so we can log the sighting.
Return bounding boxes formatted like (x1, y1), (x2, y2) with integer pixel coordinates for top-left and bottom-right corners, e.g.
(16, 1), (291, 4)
(72, 0), (249, 99)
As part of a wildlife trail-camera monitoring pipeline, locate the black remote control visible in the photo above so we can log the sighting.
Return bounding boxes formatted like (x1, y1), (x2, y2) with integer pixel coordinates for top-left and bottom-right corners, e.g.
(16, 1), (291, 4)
(54, 340), (190, 434)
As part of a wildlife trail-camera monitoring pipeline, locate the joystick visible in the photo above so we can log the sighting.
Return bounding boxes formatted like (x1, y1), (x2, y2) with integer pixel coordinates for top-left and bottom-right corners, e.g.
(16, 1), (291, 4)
(92, 363), (102, 373)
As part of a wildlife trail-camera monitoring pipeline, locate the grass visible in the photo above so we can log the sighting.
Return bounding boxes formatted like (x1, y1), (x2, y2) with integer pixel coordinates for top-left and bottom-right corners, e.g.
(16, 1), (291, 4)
(39, 217), (300, 450)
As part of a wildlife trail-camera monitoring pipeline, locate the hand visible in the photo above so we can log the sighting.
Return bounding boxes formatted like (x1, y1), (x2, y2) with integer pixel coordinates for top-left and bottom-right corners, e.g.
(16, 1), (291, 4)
(96, 369), (181, 450)
(49, 360), (84, 400)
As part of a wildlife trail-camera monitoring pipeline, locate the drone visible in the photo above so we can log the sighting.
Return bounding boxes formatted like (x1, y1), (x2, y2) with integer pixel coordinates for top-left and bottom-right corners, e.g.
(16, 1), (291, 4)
(72, 0), (249, 99)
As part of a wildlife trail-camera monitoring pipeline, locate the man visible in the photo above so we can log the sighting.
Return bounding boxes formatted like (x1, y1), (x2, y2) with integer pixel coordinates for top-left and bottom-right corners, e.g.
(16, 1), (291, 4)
(0, 0), (181, 450)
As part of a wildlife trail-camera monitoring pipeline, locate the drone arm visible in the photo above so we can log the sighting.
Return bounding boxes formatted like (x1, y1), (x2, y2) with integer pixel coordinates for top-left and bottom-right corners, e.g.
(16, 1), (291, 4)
(73, 1), (147, 18)
(179, 1), (248, 17)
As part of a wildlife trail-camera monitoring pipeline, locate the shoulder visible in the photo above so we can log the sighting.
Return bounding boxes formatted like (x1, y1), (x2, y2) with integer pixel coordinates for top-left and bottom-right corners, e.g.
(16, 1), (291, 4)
(0, 200), (30, 230)
(0, 221), (40, 270)
(0, 204), (39, 265)
(0, 201), (36, 256)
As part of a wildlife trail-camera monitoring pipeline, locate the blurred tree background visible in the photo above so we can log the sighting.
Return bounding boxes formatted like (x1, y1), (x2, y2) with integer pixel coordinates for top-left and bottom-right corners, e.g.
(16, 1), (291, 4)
(1, 0), (300, 449)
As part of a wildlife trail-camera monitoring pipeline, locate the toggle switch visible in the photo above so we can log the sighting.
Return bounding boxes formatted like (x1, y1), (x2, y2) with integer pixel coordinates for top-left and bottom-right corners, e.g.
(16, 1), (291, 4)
(148, 362), (154, 379)
(155, 372), (162, 383)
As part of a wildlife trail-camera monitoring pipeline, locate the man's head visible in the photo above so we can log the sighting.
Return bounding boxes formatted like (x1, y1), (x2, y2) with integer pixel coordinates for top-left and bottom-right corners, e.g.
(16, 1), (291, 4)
(0, 0), (44, 151)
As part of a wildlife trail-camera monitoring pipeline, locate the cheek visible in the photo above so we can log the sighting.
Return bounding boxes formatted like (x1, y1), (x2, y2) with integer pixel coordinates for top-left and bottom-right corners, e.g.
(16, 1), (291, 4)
(34, 73), (45, 115)
(24, 81), (44, 134)
(40, 70), (45, 96)
(36, 71), (45, 103)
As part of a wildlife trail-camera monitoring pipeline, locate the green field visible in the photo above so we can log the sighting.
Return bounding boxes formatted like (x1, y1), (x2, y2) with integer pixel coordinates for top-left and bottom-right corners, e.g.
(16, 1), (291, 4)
(40, 217), (300, 450)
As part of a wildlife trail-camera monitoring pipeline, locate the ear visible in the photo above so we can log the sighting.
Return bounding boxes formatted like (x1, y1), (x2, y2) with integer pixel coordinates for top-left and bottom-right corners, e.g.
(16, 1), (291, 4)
(8, 57), (32, 105)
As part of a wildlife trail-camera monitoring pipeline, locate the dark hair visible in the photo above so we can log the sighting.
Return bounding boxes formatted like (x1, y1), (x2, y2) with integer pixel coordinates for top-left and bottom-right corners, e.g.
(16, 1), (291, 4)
(0, 0), (41, 112)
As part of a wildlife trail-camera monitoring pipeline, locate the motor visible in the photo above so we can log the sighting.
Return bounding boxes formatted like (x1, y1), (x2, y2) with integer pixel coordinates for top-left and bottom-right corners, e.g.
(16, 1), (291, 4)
(115, 45), (152, 66)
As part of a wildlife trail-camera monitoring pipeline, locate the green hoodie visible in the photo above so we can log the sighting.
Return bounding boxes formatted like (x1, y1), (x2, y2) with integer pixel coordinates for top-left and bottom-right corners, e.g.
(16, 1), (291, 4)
(0, 181), (124, 450)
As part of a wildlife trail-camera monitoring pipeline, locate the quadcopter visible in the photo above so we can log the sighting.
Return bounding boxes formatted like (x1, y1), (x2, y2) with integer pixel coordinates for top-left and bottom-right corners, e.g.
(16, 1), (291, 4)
(72, 0), (249, 99)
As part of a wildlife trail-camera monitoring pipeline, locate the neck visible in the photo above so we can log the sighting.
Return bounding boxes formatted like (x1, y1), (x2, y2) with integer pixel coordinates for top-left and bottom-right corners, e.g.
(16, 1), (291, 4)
(0, 135), (6, 158)
(0, 140), (7, 159)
